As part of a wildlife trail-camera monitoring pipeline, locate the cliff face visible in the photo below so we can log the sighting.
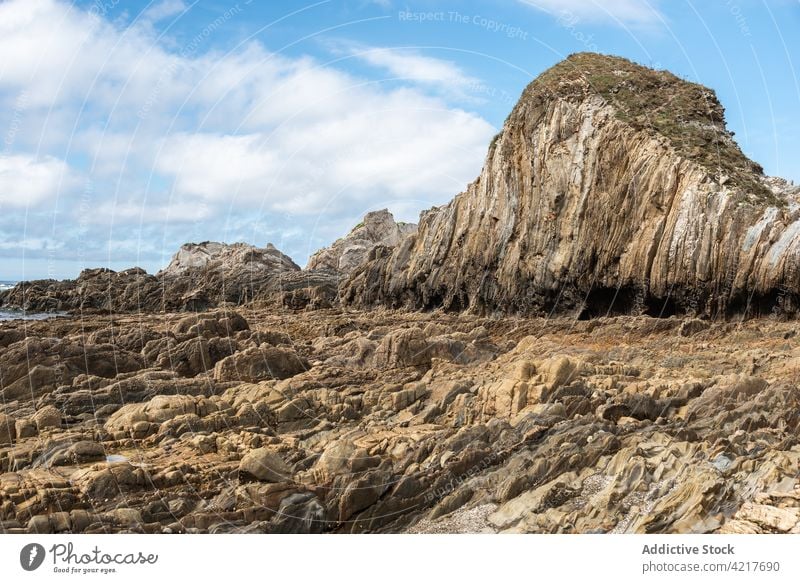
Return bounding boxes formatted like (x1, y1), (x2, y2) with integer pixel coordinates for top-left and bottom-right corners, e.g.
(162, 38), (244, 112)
(306, 209), (416, 274)
(341, 53), (800, 317)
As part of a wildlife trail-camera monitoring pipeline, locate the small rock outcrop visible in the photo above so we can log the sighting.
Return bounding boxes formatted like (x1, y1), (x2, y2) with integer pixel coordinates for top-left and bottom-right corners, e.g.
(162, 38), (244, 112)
(156, 242), (302, 310)
(213, 345), (309, 383)
(0, 267), (162, 313)
(159, 241), (298, 278)
(307, 210), (416, 275)
(0, 242), (303, 313)
(238, 449), (292, 483)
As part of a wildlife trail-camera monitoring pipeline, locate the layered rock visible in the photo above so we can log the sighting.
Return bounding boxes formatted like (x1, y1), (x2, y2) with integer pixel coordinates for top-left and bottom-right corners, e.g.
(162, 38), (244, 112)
(0, 267), (162, 313)
(307, 209), (416, 275)
(160, 241), (297, 280)
(341, 53), (800, 318)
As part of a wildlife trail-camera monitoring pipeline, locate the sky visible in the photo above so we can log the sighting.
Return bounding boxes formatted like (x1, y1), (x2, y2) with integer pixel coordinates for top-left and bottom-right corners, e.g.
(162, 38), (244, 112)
(0, 0), (798, 280)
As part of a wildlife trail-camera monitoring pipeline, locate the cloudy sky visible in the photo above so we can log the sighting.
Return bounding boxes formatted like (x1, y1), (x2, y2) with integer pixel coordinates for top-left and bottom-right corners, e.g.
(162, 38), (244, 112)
(1, 0), (798, 280)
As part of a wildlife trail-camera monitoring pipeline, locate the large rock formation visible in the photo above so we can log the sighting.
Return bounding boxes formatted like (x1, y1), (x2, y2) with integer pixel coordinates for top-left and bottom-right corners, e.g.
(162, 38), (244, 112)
(341, 53), (800, 318)
(306, 209), (416, 274)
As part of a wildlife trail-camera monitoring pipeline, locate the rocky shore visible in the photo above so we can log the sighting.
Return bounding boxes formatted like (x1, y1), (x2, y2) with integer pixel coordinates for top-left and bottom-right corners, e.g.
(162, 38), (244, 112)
(2, 309), (800, 534)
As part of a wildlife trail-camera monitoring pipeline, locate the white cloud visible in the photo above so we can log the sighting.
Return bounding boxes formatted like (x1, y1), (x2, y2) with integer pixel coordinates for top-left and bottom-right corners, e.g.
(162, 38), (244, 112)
(142, 0), (188, 23)
(343, 44), (481, 94)
(0, 155), (76, 207)
(0, 0), (171, 109)
(90, 201), (212, 223)
(157, 96), (493, 216)
(0, 237), (59, 251)
(519, 0), (663, 26)
(156, 133), (279, 201)
(0, 0), (495, 271)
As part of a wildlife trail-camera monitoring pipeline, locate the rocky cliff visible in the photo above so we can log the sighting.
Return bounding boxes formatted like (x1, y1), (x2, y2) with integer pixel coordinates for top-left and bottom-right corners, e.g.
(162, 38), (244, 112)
(341, 53), (800, 318)
(306, 209), (416, 274)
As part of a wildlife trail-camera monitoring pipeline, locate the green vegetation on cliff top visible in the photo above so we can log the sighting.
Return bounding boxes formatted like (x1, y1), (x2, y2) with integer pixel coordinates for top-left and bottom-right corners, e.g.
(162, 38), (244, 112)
(520, 53), (776, 204)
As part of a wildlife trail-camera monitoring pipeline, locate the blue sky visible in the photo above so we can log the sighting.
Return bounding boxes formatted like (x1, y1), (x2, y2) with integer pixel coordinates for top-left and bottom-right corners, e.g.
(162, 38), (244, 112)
(1, 0), (798, 280)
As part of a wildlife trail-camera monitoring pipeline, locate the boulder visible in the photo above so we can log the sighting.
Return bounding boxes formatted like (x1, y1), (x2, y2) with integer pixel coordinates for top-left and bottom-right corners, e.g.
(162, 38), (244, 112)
(0, 413), (15, 445)
(171, 310), (249, 341)
(338, 469), (391, 522)
(545, 357), (579, 390)
(32, 405), (62, 430)
(239, 448), (292, 482)
(105, 394), (201, 434)
(14, 419), (37, 439)
(372, 327), (430, 368)
(213, 346), (309, 383)
(686, 375), (769, 420)
(0, 337), (143, 400)
(72, 462), (150, 500)
(313, 441), (358, 482)
(154, 336), (238, 377)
